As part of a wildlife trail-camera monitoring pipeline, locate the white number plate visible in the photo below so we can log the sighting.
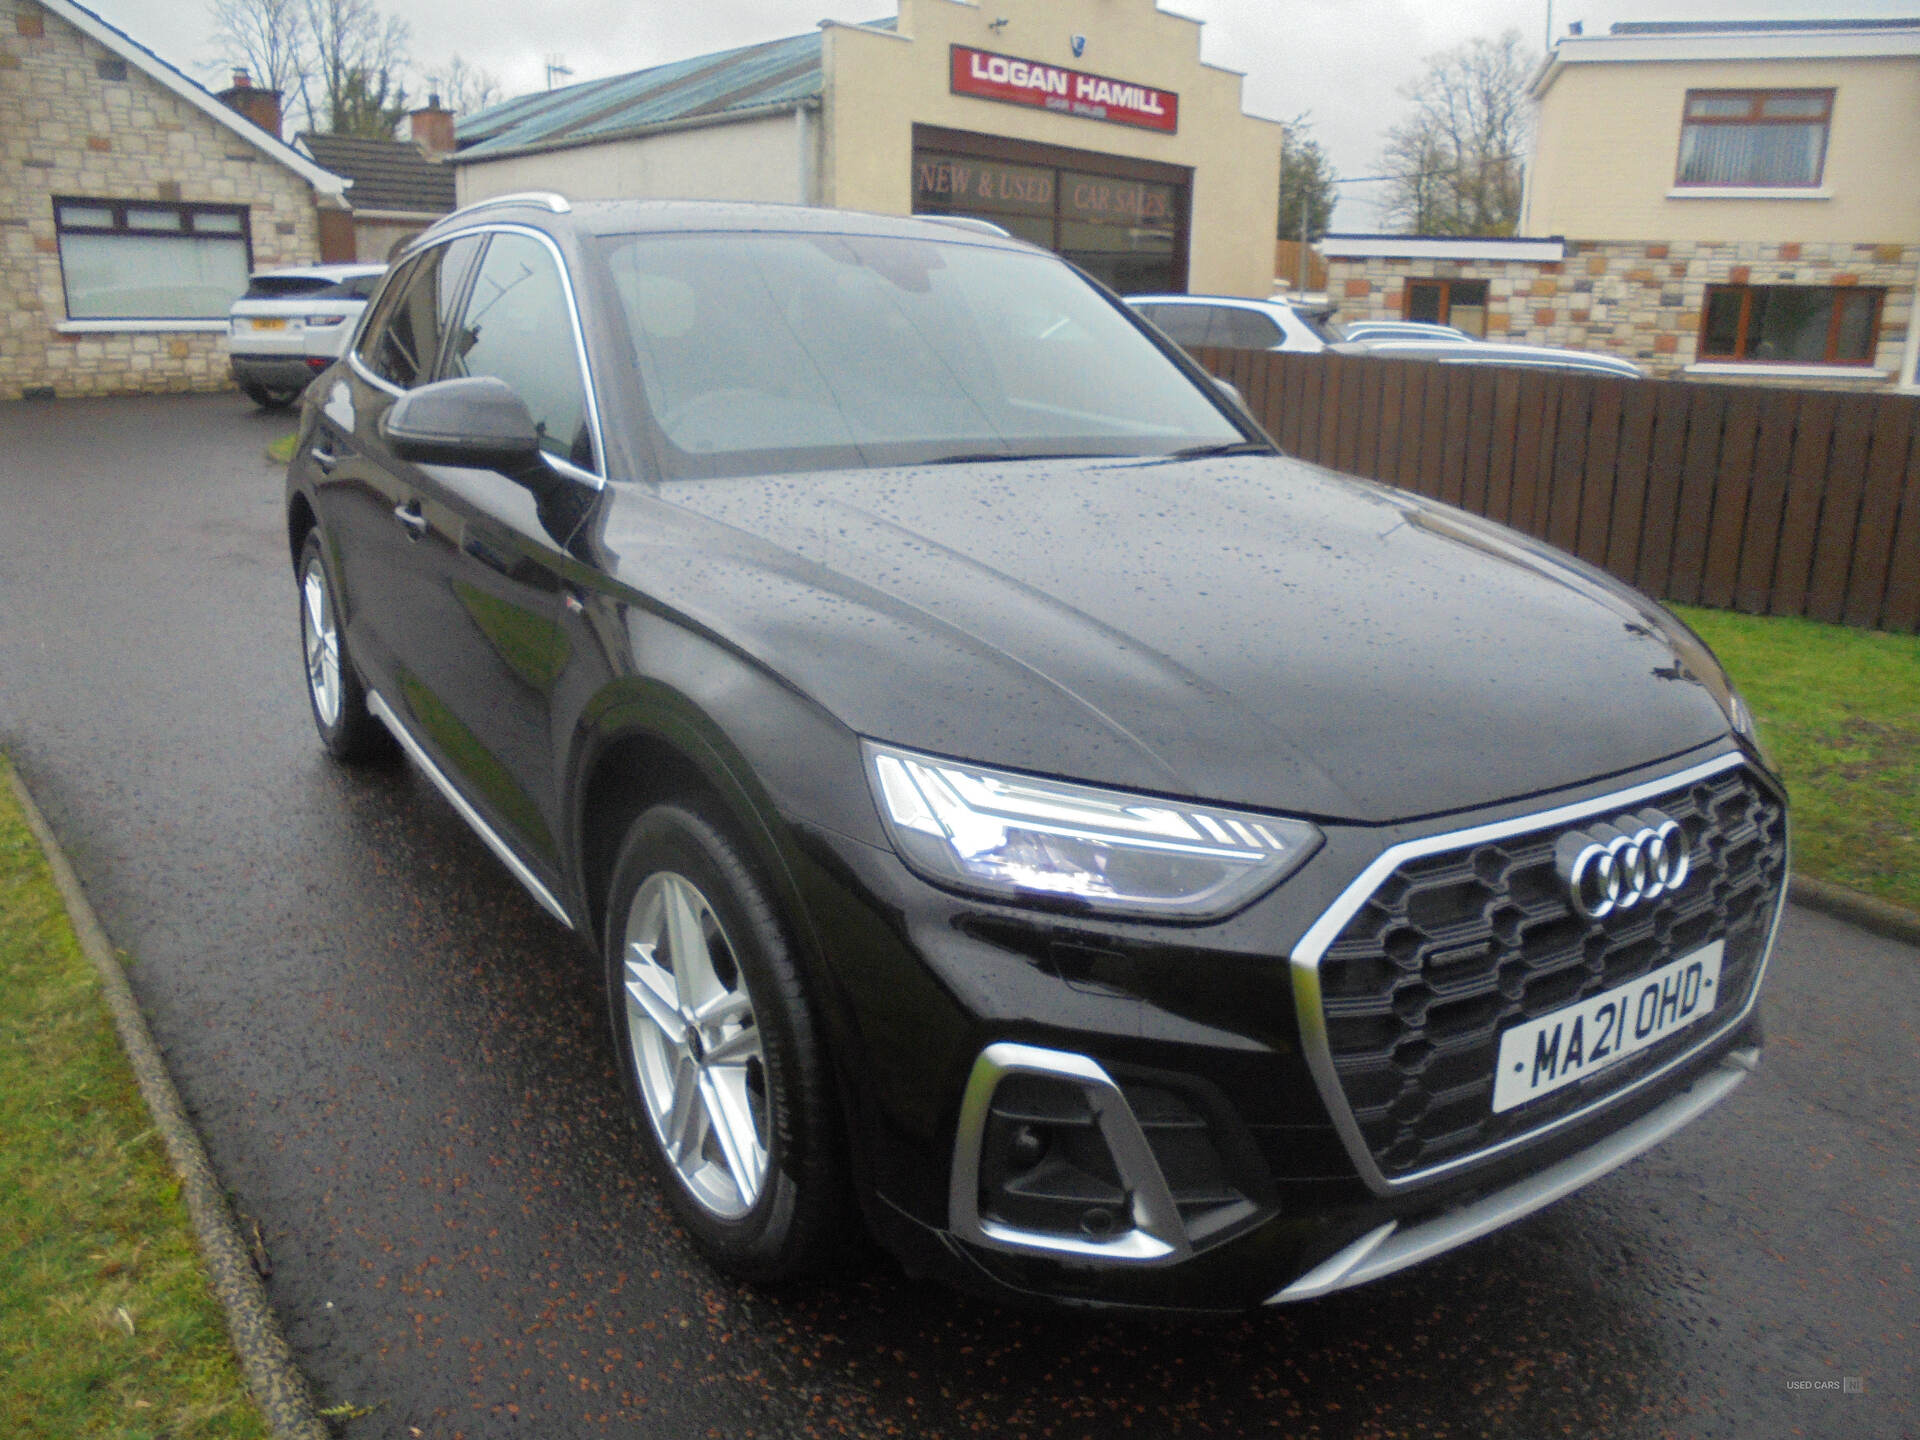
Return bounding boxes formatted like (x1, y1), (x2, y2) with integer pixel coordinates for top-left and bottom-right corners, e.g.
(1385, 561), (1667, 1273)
(1491, 940), (1724, 1114)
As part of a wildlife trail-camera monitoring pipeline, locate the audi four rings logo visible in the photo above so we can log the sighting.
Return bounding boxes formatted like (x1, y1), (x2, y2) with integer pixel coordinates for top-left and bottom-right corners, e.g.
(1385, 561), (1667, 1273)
(1554, 811), (1691, 919)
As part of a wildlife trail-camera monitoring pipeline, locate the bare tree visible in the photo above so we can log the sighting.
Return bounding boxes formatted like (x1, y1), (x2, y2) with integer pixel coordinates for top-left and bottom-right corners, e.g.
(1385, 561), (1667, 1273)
(208, 0), (309, 126)
(1378, 30), (1534, 236)
(423, 54), (503, 118)
(305, 0), (411, 137)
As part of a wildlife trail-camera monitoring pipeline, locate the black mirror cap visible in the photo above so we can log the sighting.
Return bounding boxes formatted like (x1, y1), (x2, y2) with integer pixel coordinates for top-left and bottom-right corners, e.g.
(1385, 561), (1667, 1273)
(381, 375), (543, 473)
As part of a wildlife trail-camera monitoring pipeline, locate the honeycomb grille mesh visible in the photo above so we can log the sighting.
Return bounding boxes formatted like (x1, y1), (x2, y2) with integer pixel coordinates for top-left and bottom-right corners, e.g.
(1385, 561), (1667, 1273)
(1318, 764), (1785, 1180)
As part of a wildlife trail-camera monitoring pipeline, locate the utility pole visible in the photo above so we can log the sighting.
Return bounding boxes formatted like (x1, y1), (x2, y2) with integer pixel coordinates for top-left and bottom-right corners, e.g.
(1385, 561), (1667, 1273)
(1299, 194), (1311, 292)
(545, 55), (574, 89)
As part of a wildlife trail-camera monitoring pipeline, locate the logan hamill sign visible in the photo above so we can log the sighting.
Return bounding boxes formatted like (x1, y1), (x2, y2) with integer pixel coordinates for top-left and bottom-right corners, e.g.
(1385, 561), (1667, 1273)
(949, 45), (1179, 134)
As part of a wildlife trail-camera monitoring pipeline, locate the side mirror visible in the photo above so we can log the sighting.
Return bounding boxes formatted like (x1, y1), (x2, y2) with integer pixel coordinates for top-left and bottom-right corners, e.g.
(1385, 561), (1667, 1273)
(381, 375), (542, 474)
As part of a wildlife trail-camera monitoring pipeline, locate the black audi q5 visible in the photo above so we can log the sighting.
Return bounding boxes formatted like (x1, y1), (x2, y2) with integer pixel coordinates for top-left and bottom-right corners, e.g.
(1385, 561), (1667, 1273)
(284, 195), (1785, 1312)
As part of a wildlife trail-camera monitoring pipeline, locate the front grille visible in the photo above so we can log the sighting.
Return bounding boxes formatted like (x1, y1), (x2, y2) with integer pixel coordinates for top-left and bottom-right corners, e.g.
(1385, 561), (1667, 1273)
(1317, 763), (1785, 1181)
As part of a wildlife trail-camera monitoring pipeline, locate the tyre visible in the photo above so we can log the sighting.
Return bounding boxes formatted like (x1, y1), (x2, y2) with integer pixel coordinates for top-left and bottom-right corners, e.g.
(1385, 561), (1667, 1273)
(297, 530), (391, 762)
(243, 383), (301, 410)
(605, 802), (849, 1282)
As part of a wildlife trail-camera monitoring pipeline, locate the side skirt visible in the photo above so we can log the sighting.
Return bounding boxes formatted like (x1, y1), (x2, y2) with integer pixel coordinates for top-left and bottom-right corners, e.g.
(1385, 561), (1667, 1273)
(367, 690), (574, 930)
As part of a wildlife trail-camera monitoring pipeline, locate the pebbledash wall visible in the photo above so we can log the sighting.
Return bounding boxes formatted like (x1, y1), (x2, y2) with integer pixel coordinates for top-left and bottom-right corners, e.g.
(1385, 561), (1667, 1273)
(1324, 237), (1918, 389)
(0, 0), (340, 397)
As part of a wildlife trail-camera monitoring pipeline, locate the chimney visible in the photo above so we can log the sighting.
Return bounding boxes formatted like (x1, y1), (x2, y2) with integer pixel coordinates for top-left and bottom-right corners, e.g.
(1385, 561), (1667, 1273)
(217, 69), (283, 141)
(407, 94), (456, 157)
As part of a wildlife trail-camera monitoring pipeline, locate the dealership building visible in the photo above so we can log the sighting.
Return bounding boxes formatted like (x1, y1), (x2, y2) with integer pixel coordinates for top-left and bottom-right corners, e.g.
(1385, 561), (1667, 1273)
(452, 0), (1285, 297)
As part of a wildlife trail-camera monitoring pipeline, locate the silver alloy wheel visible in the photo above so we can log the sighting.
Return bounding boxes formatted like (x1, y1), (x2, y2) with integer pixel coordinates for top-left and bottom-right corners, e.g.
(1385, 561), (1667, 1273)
(301, 554), (342, 728)
(621, 871), (770, 1219)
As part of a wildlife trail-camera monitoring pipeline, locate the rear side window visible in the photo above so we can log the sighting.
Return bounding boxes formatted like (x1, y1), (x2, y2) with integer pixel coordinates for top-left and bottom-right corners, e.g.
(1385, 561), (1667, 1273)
(1142, 304), (1216, 347)
(1217, 307), (1282, 349)
(354, 239), (480, 389)
(445, 232), (596, 472)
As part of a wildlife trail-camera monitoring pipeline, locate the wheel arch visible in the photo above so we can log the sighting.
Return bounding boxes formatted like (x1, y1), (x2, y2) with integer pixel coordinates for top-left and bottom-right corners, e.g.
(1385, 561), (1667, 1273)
(287, 490), (318, 572)
(566, 682), (850, 976)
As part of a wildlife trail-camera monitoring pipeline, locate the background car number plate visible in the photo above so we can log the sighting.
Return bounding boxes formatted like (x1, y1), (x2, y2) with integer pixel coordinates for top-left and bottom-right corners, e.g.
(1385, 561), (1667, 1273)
(1491, 940), (1724, 1114)
(250, 317), (288, 330)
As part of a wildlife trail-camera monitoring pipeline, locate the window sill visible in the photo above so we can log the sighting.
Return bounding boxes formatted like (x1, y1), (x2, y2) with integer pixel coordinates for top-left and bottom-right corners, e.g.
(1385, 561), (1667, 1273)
(1685, 361), (1887, 380)
(1666, 186), (1831, 201)
(55, 319), (229, 334)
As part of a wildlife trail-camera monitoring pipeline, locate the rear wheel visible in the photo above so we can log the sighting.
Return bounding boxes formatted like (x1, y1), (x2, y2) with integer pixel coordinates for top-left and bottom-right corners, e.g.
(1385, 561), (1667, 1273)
(243, 382), (301, 410)
(297, 530), (390, 762)
(605, 802), (848, 1281)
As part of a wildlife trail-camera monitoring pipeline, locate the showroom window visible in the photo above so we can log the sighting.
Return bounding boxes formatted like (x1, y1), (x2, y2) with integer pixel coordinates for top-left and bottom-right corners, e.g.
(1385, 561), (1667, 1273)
(910, 126), (1191, 296)
(1676, 90), (1833, 188)
(1699, 284), (1882, 364)
(53, 197), (251, 320)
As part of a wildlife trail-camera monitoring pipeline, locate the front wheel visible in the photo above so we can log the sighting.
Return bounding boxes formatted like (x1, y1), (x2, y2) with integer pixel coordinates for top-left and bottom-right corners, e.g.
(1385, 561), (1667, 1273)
(605, 802), (849, 1281)
(297, 530), (390, 763)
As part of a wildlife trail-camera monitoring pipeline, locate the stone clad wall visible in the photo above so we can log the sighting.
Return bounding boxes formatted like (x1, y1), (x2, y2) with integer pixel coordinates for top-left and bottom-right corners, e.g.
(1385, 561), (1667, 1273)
(0, 0), (324, 397)
(1328, 240), (1918, 389)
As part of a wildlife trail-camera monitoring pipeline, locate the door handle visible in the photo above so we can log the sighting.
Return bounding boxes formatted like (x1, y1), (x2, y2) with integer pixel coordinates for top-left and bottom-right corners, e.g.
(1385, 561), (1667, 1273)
(308, 444), (339, 474)
(394, 500), (428, 540)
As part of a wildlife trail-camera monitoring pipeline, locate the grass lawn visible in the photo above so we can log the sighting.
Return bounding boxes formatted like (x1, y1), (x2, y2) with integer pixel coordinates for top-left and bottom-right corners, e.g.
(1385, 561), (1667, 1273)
(1676, 606), (1920, 915)
(0, 761), (270, 1439)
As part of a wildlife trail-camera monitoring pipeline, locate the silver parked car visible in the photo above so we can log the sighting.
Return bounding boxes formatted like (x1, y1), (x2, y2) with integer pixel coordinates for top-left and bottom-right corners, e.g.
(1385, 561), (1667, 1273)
(1331, 337), (1647, 379)
(1128, 293), (1645, 379)
(1335, 319), (1475, 343)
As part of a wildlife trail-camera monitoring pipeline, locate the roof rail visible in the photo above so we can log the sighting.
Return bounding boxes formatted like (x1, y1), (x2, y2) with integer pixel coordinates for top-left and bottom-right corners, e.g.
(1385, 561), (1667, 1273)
(918, 214), (1012, 239)
(456, 191), (572, 217)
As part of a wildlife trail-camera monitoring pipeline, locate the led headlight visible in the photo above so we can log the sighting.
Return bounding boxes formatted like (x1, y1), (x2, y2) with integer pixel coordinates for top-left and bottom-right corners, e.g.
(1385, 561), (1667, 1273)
(864, 742), (1321, 919)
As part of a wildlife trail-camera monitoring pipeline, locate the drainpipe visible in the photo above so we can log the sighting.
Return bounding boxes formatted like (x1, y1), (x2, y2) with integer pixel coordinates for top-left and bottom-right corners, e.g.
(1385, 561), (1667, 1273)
(1900, 267), (1920, 391)
(795, 99), (822, 207)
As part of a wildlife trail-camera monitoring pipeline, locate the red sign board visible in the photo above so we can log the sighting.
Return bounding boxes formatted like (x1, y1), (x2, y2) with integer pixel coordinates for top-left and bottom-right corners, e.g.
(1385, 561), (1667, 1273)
(949, 45), (1178, 134)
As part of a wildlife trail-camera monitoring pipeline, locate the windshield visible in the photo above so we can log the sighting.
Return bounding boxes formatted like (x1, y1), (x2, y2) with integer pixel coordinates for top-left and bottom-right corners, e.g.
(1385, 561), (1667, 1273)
(599, 231), (1248, 478)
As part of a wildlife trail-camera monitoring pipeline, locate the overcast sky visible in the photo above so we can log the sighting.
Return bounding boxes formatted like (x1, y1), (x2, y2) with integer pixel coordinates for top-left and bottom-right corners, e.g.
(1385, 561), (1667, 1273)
(82, 0), (1911, 227)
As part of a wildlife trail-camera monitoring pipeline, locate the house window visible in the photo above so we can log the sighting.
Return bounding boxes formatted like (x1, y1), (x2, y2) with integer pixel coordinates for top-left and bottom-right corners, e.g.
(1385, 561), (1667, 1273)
(53, 197), (252, 320)
(1700, 284), (1881, 365)
(1677, 90), (1832, 188)
(1404, 279), (1488, 337)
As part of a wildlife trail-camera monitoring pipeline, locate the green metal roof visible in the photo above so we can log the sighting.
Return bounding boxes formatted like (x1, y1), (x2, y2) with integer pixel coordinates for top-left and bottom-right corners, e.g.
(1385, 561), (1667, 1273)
(457, 21), (893, 160)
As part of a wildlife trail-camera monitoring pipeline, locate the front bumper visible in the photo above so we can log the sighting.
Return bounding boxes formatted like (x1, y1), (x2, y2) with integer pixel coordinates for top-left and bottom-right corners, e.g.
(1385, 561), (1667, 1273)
(802, 746), (1784, 1312)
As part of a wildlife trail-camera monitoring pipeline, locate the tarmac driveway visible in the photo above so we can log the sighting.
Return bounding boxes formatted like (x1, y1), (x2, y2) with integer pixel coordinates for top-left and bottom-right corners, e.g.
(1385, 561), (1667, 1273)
(0, 393), (1914, 1438)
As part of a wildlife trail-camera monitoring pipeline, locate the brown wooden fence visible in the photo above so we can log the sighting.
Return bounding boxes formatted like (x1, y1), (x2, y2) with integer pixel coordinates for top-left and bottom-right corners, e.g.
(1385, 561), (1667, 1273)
(1191, 347), (1920, 635)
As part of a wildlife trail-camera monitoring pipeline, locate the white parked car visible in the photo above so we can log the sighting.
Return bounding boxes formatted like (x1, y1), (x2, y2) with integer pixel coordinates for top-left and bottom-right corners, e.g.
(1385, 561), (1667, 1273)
(1126, 294), (1330, 353)
(228, 263), (385, 408)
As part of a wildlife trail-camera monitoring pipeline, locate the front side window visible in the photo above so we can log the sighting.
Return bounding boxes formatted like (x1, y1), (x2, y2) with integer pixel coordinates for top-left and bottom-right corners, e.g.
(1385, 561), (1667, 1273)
(1700, 284), (1881, 364)
(601, 231), (1245, 479)
(1677, 90), (1833, 187)
(54, 197), (250, 319)
(444, 232), (596, 472)
(355, 236), (480, 390)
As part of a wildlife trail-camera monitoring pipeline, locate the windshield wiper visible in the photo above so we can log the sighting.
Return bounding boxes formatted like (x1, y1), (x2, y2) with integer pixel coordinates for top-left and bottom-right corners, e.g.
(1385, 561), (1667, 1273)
(918, 450), (1109, 465)
(1164, 441), (1275, 460)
